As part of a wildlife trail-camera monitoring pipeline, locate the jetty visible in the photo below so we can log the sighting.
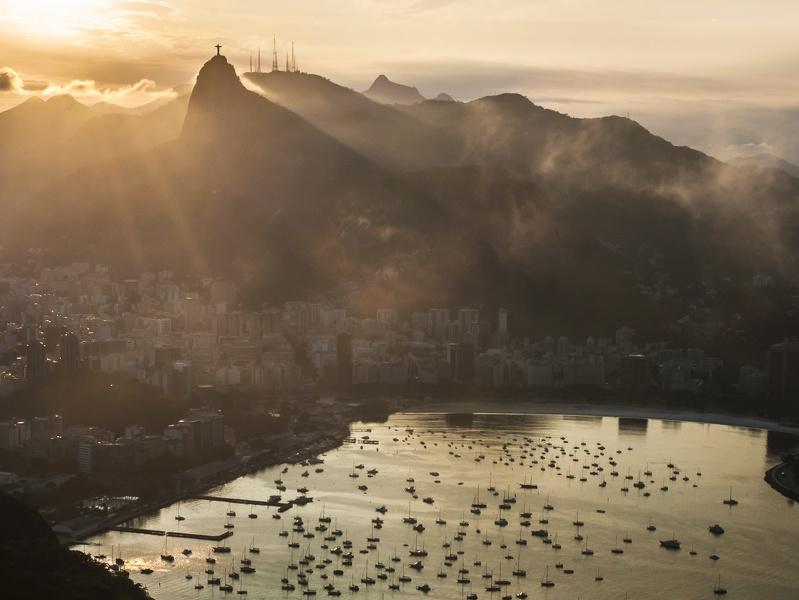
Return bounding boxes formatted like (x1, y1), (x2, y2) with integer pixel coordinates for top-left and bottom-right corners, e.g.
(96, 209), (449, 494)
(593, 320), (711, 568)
(189, 495), (313, 512)
(110, 527), (234, 541)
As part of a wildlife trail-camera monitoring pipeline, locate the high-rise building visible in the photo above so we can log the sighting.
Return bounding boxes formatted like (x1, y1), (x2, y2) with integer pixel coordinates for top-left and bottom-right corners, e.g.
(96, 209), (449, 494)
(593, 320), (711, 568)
(493, 308), (510, 348)
(336, 332), (353, 390)
(767, 339), (799, 402)
(376, 309), (399, 328)
(43, 325), (66, 353)
(429, 308), (450, 341)
(498, 308), (508, 333)
(59, 332), (80, 373)
(26, 340), (47, 383)
(620, 354), (650, 392)
(456, 343), (475, 383)
(457, 308), (480, 341)
(447, 342), (475, 383)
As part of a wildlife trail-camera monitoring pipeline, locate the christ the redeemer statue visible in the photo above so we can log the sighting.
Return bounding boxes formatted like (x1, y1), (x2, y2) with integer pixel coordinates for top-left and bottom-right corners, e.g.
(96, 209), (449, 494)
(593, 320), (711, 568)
(215, 44), (222, 56)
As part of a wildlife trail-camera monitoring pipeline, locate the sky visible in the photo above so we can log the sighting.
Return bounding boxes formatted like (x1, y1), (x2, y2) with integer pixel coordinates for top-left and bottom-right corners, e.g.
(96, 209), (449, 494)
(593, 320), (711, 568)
(2, 0), (799, 160)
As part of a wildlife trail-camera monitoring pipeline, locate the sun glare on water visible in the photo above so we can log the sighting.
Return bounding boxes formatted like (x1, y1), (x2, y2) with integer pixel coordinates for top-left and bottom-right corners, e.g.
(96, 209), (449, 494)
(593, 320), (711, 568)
(2, 0), (111, 38)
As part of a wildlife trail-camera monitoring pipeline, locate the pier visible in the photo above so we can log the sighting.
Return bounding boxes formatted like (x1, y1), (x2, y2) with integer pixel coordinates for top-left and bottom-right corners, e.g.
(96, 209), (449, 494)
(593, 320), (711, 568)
(190, 495), (280, 506)
(110, 527), (234, 541)
(189, 495), (313, 512)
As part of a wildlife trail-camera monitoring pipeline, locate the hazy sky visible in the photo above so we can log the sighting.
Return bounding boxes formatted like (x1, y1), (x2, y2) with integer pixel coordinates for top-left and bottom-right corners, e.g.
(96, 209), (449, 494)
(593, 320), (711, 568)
(2, 0), (799, 159)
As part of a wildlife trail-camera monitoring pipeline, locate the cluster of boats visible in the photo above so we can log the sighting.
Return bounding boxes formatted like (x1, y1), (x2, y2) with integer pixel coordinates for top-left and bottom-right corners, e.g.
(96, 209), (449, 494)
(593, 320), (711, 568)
(94, 423), (738, 597)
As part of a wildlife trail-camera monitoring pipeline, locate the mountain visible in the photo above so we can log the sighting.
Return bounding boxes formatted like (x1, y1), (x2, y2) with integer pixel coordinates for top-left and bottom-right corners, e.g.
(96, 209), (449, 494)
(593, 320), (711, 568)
(434, 92), (456, 102)
(14, 55), (416, 302)
(5, 56), (799, 346)
(364, 74), (426, 105)
(728, 153), (799, 178)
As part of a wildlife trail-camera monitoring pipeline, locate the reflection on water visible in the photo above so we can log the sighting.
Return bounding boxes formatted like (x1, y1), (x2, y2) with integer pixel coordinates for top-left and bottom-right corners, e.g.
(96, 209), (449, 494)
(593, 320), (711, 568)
(84, 412), (799, 599)
(618, 417), (648, 436)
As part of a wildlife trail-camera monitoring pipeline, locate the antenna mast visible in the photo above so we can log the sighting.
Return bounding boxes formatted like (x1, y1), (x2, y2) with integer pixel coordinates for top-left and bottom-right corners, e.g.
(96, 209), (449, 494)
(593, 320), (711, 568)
(272, 37), (279, 72)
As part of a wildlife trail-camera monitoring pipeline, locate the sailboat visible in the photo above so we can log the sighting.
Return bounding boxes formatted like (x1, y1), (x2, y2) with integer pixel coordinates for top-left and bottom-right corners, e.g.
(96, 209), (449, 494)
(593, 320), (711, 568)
(611, 535), (624, 554)
(512, 551), (526, 577)
(723, 488), (738, 506)
(248, 537), (260, 554)
(540, 565), (555, 587)
(713, 574), (728, 595)
(581, 537), (594, 555)
(160, 534), (175, 562)
(174, 500), (185, 521)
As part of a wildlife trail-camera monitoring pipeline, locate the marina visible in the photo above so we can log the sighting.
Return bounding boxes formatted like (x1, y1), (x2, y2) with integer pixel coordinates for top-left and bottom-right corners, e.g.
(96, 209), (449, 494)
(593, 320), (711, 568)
(83, 411), (799, 599)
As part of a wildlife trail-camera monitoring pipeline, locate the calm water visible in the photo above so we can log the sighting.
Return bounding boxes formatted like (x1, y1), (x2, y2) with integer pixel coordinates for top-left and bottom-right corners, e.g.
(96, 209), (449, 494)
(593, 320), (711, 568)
(84, 411), (799, 599)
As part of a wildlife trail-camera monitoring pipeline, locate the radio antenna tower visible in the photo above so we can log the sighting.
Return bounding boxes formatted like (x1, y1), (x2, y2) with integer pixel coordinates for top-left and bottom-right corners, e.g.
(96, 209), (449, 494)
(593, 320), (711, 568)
(272, 37), (279, 72)
(291, 41), (296, 72)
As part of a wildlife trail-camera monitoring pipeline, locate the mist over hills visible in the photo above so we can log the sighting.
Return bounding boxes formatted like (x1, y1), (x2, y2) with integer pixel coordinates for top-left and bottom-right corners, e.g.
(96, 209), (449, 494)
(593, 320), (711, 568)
(0, 91), (190, 204)
(3, 55), (798, 350)
(728, 153), (799, 178)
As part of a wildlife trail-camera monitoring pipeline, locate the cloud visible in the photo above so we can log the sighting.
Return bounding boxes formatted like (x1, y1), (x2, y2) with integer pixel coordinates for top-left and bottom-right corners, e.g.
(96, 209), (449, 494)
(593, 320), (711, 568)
(40, 77), (175, 107)
(371, 0), (469, 15)
(369, 60), (757, 104)
(115, 1), (180, 18)
(0, 66), (177, 109)
(0, 67), (25, 93)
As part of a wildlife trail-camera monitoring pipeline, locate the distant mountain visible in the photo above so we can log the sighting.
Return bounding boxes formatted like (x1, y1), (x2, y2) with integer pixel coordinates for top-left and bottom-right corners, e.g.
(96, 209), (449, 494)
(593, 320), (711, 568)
(244, 70), (457, 171)
(728, 153), (799, 178)
(0, 92), (188, 204)
(364, 74), (426, 105)
(434, 92), (456, 102)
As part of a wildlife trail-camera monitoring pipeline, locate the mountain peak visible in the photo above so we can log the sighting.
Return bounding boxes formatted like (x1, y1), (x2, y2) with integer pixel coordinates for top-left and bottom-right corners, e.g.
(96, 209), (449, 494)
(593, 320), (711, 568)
(194, 54), (242, 94)
(45, 94), (83, 109)
(182, 54), (251, 141)
(364, 74), (425, 105)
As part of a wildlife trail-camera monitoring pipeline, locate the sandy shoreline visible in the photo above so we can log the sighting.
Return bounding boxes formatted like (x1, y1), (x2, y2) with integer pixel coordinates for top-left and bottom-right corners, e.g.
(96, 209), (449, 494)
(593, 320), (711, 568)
(405, 399), (799, 435)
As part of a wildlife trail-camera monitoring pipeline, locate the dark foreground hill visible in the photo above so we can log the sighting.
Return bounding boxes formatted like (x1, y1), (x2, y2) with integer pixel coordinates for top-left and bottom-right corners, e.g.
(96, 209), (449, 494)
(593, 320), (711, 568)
(0, 492), (148, 600)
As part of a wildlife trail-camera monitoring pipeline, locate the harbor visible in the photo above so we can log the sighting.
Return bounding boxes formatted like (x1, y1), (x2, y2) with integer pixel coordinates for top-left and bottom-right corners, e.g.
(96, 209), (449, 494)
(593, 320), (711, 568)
(81, 411), (799, 599)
